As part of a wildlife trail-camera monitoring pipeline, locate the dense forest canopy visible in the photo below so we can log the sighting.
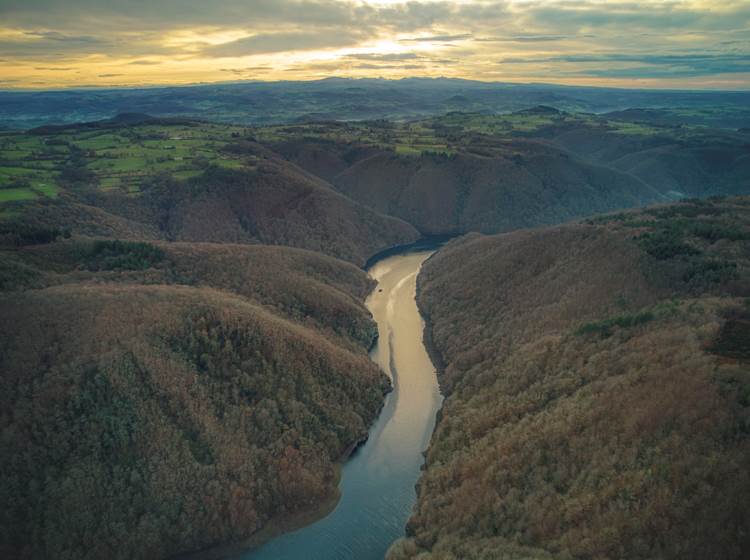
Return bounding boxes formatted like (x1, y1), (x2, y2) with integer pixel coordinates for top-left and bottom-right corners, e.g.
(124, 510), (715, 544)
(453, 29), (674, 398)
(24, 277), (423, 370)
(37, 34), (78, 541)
(1, 102), (749, 559)
(1, 109), (748, 256)
(390, 197), (750, 560)
(0, 240), (389, 559)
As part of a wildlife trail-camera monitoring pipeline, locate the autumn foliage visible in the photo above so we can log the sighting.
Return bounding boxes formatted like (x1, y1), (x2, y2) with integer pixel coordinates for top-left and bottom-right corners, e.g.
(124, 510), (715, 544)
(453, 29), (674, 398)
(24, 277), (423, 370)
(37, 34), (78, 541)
(0, 241), (388, 559)
(391, 197), (750, 560)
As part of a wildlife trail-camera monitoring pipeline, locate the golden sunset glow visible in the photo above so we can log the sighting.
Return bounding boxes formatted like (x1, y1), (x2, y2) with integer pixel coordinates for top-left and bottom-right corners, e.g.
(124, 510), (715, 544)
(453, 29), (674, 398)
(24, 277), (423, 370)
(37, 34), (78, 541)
(0, 0), (748, 89)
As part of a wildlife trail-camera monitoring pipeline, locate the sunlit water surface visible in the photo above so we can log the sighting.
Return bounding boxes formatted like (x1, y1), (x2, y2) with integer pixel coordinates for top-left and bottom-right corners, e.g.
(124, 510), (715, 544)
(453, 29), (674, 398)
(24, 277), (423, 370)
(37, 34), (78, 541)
(242, 251), (442, 560)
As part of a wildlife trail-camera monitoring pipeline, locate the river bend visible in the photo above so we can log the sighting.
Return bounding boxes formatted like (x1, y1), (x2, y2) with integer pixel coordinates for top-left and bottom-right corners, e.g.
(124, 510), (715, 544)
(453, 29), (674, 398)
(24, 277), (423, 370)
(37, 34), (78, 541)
(243, 250), (442, 560)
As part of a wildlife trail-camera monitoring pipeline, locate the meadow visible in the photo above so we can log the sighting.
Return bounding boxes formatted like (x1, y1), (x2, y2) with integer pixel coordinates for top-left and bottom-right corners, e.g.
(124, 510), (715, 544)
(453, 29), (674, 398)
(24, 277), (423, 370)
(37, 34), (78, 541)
(0, 109), (724, 218)
(0, 122), (250, 204)
(254, 109), (704, 159)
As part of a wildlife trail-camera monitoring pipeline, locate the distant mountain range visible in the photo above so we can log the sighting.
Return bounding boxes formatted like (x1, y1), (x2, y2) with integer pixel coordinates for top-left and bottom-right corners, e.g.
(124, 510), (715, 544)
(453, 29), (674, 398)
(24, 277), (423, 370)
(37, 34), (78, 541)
(3, 77), (750, 130)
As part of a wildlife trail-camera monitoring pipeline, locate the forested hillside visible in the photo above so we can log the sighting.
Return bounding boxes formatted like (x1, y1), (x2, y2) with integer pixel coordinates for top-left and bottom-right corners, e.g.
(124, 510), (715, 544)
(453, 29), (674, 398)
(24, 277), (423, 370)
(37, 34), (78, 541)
(0, 238), (390, 559)
(268, 112), (750, 235)
(0, 118), (418, 266)
(331, 146), (655, 234)
(390, 197), (750, 559)
(2, 110), (750, 560)
(3, 112), (749, 254)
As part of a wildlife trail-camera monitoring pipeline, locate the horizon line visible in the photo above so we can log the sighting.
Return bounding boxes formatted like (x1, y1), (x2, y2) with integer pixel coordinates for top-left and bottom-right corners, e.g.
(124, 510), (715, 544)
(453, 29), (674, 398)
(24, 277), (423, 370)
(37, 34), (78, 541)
(2, 76), (750, 95)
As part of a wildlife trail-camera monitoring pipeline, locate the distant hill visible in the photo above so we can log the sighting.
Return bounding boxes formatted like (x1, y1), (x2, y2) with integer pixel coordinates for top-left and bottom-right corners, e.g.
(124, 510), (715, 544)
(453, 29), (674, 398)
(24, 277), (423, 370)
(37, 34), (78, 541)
(389, 196), (750, 559)
(604, 107), (750, 130)
(542, 124), (750, 198)
(514, 105), (563, 116)
(0, 120), (419, 265)
(0, 239), (389, 559)
(28, 112), (202, 134)
(330, 143), (657, 235)
(2, 79), (749, 130)
(269, 112), (750, 235)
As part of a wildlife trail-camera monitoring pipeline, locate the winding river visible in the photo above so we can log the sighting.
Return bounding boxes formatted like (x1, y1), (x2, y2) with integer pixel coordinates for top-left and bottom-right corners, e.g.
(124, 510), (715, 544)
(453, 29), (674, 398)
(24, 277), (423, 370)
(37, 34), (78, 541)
(242, 250), (442, 560)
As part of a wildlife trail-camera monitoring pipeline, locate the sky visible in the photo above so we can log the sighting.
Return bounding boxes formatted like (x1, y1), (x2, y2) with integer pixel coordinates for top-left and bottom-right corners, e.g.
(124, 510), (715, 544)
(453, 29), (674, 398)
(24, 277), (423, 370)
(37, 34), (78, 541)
(0, 0), (748, 90)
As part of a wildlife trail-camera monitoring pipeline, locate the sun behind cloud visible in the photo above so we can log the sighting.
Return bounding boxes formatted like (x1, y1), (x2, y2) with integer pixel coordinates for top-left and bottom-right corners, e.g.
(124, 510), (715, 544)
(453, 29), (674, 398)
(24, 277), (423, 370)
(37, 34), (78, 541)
(0, 0), (748, 89)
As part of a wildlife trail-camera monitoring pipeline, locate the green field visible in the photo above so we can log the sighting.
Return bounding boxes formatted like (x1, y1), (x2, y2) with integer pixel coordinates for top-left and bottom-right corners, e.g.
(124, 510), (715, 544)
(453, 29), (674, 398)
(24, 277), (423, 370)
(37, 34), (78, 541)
(0, 188), (39, 202)
(1, 119), (463, 207)
(0, 123), (252, 206)
(0, 111), (715, 212)
(251, 110), (704, 159)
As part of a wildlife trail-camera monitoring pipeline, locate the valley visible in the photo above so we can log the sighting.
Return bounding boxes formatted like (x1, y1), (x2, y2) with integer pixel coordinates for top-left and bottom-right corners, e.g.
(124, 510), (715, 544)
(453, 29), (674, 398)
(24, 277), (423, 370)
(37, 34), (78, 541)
(245, 250), (441, 560)
(2, 107), (749, 249)
(2, 0), (749, 557)
(1, 102), (749, 560)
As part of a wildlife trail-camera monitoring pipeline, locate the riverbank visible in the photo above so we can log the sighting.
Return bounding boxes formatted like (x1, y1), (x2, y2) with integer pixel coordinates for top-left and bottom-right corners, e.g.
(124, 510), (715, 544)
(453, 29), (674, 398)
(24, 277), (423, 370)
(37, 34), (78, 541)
(241, 250), (443, 560)
(363, 235), (456, 270)
(414, 286), (448, 395)
(177, 385), (392, 560)
(176, 467), (343, 560)
(187, 244), (448, 560)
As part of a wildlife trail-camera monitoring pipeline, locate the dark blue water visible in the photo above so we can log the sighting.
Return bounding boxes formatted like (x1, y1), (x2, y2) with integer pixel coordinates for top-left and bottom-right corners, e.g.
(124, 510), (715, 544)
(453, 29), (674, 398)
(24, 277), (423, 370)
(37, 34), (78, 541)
(241, 251), (442, 560)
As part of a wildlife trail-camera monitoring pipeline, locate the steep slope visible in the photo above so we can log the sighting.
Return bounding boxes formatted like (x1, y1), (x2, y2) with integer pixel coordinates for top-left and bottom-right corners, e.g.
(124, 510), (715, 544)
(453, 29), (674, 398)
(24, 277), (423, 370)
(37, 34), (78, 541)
(144, 157), (419, 265)
(3, 196), (163, 241)
(545, 126), (750, 198)
(0, 239), (389, 560)
(276, 139), (659, 235)
(0, 122), (419, 266)
(391, 197), (750, 559)
(270, 113), (750, 236)
(8, 239), (379, 348)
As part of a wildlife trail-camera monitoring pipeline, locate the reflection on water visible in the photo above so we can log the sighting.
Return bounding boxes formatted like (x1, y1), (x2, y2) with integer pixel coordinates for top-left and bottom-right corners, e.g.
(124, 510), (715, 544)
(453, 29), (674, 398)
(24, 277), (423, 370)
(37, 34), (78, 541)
(242, 251), (442, 560)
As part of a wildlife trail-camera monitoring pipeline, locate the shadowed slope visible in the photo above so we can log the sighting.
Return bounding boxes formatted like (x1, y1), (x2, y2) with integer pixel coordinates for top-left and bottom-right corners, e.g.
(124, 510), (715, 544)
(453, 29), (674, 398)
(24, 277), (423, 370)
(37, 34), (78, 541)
(0, 241), (390, 560)
(1, 125), (419, 266)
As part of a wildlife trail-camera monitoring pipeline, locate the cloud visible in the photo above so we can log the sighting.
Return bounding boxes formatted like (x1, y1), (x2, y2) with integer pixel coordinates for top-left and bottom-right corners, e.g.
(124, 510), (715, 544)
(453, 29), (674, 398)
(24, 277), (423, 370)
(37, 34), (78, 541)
(476, 35), (570, 43)
(401, 33), (472, 43)
(0, 1), (361, 30)
(202, 30), (367, 57)
(581, 66), (748, 78)
(524, 1), (750, 33)
(502, 52), (748, 67)
(346, 52), (421, 61)
(503, 53), (749, 64)
(499, 53), (750, 78)
(24, 30), (99, 43)
(220, 66), (271, 74)
(0, 1), (458, 36)
(0, 30), (110, 58)
(0, 28), (174, 60)
(0, 1), (748, 88)
(354, 63), (423, 70)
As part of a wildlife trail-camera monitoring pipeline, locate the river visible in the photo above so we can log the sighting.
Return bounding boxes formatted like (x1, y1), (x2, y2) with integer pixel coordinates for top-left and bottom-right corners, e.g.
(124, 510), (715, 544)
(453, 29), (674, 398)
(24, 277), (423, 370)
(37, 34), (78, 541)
(241, 250), (443, 560)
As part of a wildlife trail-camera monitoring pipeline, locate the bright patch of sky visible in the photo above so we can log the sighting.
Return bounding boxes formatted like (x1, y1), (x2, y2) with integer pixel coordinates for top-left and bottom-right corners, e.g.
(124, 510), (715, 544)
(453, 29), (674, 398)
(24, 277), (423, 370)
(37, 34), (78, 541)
(0, 0), (747, 89)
